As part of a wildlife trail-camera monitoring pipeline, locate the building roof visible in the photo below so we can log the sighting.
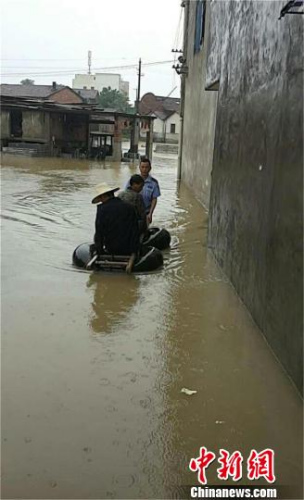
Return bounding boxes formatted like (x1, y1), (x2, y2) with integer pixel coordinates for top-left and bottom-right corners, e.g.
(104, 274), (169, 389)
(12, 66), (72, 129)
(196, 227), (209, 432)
(0, 95), (155, 121)
(73, 88), (99, 101)
(0, 83), (87, 105)
(0, 83), (66, 98)
(154, 95), (180, 112)
(139, 92), (180, 116)
(154, 109), (177, 121)
(74, 72), (122, 77)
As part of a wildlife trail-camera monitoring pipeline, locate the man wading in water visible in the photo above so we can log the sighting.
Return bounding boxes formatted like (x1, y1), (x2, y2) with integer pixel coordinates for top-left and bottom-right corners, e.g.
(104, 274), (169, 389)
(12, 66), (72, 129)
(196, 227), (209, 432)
(126, 157), (161, 226)
(91, 183), (140, 273)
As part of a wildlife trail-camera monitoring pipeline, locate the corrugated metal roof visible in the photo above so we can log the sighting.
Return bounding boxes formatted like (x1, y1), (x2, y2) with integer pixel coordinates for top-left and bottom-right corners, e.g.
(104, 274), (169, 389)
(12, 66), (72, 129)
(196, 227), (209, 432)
(0, 95), (155, 120)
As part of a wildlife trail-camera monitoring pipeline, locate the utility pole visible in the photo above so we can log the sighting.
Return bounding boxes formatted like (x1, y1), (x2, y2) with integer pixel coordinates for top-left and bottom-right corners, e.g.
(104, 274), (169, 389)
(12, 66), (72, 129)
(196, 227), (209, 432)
(88, 50), (92, 75)
(136, 58), (142, 111)
(131, 58), (142, 155)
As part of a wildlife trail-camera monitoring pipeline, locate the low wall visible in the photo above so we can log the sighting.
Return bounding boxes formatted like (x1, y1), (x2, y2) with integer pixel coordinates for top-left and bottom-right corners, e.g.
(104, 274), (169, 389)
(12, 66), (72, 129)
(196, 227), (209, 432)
(1, 111), (10, 139)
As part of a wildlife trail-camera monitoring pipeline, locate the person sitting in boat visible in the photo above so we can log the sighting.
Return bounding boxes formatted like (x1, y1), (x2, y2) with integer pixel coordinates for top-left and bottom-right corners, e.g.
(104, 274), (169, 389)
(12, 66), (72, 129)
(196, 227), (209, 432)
(125, 157), (161, 225)
(118, 174), (147, 234)
(92, 183), (140, 273)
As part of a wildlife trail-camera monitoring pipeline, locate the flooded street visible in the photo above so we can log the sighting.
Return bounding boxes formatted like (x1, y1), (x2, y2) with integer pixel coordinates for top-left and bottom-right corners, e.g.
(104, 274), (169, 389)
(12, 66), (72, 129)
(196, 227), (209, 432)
(1, 154), (302, 499)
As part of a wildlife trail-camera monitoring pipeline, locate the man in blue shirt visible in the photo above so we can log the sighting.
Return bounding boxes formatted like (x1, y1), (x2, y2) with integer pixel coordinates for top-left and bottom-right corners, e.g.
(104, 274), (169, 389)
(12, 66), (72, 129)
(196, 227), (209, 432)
(138, 157), (161, 225)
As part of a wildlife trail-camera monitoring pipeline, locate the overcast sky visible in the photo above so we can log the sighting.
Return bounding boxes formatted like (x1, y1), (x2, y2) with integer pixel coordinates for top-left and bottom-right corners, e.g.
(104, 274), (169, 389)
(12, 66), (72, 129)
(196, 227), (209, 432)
(1, 0), (183, 102)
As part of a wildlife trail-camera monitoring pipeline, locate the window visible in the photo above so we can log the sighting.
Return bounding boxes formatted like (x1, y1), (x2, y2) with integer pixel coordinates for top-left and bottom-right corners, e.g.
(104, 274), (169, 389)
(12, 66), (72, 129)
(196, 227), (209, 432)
(10, 110), (23, 137)
(170, 123), (176, 134)
(194, 0), (206, 53)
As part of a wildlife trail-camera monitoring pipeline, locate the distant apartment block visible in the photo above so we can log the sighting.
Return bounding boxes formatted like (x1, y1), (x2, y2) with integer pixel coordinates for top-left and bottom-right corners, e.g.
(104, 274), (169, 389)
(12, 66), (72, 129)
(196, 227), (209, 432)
(72, 73), (129, 97)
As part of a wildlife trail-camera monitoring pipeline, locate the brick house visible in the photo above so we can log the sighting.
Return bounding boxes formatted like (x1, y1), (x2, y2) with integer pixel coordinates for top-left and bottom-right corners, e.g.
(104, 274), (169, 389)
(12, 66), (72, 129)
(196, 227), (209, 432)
(0, 82), (84, 104)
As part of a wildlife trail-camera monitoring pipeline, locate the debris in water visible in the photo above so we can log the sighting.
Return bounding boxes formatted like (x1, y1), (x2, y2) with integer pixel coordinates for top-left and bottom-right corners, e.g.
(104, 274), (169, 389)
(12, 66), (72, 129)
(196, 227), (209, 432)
(215, 420), (225, 424)
(181, 388), (197, 396)
(83, 447), (92, 453)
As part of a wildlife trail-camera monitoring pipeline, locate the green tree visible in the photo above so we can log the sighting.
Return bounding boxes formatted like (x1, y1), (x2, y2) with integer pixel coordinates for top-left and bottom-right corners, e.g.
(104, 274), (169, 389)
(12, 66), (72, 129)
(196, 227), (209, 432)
(20, 79), (35, 85)
(98, 87), (134, 113)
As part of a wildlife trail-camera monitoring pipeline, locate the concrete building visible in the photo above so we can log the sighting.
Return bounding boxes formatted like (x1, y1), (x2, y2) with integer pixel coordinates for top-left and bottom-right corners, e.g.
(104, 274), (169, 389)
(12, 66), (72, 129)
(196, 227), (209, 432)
(72, 73), (129, 97)
(179, 0), (303, 393)
(139, 93), (180, 143)
(148, 110), (180, 143)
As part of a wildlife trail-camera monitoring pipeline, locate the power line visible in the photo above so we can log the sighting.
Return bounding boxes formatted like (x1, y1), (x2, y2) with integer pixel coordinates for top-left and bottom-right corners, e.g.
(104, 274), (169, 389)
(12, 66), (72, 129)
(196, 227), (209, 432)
(0, 57), (133, 62)
(0, 59), (175, 77)
(173, 7), (184, 49)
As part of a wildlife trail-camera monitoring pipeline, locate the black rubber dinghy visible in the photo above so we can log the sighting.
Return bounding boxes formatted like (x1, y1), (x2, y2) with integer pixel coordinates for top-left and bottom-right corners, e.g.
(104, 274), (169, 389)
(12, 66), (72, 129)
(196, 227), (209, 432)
(142, 227), (171, 251)
(73, 243), (163, 273)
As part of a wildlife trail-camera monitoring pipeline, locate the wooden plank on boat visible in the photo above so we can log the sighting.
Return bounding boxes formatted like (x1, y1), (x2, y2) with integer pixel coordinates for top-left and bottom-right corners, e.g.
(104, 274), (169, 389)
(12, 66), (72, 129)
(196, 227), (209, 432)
(86, 254), (98, 269)
(96, 260), (128, 267)
(98, 255), (130, 262)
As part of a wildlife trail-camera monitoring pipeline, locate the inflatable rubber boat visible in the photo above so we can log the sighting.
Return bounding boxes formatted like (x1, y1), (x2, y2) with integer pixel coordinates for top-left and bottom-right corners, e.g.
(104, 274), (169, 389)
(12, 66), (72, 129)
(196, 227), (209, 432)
(73, 244), (163, 273)
(142, 227), (171, 251)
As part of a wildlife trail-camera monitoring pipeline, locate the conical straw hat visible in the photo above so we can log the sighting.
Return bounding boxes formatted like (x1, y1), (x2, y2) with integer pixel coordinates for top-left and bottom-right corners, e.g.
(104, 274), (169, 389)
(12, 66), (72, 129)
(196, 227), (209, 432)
(91, 183), (120, 204)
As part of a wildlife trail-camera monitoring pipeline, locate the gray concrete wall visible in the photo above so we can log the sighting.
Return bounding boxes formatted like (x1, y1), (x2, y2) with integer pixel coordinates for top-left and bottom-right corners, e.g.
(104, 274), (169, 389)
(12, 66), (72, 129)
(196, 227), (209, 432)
(112, 140), (122, 161)
(50, 113), (64, 142)
(181, 1), (218, 210)
(206, 1), (303, 393)
(22, 111), (50, 141)
(1, 111), (10, 139)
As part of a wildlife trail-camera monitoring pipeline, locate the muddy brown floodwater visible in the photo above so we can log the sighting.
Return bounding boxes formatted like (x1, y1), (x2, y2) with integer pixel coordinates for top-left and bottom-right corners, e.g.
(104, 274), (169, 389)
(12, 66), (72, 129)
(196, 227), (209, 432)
(1, 154), (303, 500)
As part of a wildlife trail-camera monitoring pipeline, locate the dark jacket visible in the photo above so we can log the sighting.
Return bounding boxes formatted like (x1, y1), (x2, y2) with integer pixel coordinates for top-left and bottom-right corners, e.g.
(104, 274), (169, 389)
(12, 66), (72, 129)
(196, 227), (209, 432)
(94, 197), (140, 255)
(118, 188), (147, 234)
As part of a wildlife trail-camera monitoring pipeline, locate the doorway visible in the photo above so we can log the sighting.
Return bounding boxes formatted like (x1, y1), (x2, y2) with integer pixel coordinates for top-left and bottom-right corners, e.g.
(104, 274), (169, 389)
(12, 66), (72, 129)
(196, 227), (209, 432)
(10, 110), (23, 138)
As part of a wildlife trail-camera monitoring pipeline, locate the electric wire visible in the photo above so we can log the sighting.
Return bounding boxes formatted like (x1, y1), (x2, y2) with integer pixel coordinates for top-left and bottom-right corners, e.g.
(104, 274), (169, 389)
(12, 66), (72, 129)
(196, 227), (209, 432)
(0, 59), (175, 78)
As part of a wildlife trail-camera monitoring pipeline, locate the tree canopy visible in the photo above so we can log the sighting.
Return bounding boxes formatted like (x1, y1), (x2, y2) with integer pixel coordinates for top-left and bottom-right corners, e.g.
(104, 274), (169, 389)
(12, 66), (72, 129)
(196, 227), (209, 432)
(98, 87), (134, 113)
(20, 79), (35, 85)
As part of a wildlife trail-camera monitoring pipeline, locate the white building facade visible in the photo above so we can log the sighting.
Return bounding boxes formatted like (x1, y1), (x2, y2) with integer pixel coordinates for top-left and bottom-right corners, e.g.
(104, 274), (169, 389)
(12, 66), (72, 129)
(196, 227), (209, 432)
(72, 73), (129, 97)
(164, 111), (180, 142)
(145, 111), (180, 143)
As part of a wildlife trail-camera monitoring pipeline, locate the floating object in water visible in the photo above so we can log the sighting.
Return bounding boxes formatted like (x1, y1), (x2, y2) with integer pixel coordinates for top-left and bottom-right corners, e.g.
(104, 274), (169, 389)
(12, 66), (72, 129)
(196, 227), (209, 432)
(72, 244), (163, 273)
(181, 388), (197, 396)
(142, 227), (171, 251)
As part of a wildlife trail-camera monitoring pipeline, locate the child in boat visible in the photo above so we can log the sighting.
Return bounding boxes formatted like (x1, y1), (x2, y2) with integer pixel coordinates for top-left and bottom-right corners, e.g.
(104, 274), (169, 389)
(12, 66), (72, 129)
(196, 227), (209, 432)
(118, 174), (147, 234)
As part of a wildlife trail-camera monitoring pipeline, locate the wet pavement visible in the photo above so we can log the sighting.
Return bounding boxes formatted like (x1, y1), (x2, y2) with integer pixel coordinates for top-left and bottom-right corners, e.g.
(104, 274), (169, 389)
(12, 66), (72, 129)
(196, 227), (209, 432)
(1, 153), (303, 499)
